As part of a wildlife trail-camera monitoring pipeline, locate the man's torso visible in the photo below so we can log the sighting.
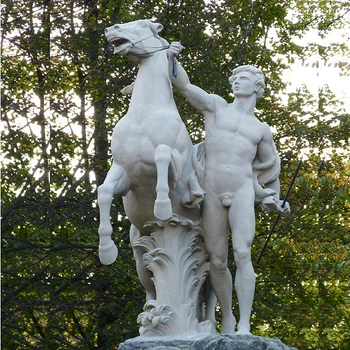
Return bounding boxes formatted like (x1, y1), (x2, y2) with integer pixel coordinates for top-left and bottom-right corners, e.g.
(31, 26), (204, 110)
(204, 104), (265, 194)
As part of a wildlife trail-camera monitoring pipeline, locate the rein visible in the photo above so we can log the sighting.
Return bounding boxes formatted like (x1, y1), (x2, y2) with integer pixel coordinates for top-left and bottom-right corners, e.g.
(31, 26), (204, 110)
(111, 32), (177, 77)
(131, 43), (177, 77)
(128, 32), (170, 55)
(131, 43), (170, 55)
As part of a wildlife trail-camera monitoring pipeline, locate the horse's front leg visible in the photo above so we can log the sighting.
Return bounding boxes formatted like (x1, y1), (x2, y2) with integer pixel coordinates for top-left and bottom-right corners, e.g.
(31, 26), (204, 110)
(154, 144), (173, 220)
(97, 162), (130, 265)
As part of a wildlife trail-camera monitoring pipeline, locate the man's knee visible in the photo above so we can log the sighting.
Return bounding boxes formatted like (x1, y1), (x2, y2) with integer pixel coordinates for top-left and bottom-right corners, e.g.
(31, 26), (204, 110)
(210, 255), (227, 273)
(234, 246), (251, 265)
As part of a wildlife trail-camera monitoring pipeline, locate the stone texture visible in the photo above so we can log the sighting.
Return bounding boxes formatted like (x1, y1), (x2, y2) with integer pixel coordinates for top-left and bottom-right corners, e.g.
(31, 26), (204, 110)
(134, 218), (216, 336)
(118, 334), (298, 350)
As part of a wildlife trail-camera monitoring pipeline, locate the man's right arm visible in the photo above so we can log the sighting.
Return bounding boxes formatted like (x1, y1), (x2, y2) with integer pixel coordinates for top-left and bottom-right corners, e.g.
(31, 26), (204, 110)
(167, 42), (224, 113)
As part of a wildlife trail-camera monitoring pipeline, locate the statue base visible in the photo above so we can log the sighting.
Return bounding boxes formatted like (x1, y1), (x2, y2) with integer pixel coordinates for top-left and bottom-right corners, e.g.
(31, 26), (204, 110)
(133, 216), (216, 336)
(118, 334), (298, 350)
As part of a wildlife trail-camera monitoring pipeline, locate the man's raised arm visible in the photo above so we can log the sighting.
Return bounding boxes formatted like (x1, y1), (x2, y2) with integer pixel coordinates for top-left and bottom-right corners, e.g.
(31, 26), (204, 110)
(167, 42), (223, 113)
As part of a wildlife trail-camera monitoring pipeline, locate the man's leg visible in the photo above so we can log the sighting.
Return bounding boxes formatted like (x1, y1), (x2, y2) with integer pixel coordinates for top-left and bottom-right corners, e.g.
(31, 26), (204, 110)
(229, 183), (255, 334)
(202, 196), (236, 334)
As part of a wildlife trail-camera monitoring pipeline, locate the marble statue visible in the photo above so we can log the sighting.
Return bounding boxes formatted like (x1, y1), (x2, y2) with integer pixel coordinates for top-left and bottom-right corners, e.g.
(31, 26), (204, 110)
(98, 18), (291, 340)
(166, 42), (291, 335)
(98, 19), (215, 337)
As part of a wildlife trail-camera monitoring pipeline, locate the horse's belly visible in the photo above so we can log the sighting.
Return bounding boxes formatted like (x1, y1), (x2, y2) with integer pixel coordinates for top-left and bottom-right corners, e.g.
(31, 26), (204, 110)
(111, 133), (156, 177)
(114, 110), (188, 144)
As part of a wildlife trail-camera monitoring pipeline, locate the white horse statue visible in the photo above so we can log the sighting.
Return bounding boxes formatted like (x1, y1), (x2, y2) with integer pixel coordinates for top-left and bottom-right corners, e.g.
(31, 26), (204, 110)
(98, 18), (205, 282)
(98, 19), (218, 337)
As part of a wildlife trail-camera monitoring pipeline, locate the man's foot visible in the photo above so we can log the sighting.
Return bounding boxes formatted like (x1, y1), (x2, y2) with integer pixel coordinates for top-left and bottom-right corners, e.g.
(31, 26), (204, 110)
(236, 324), (251, 335)
(220, 314), (236, 334)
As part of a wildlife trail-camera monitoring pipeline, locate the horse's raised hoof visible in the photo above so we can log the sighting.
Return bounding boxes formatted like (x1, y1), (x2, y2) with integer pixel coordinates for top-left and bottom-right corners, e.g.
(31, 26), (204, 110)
(154, 199), (172, 220)
(191, 191), (205, 208)
(99, 241), (118, 265)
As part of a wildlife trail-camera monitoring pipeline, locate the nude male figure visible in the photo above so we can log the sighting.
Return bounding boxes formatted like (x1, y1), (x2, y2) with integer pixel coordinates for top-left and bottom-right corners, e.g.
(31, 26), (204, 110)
(167, 43), (290, 334)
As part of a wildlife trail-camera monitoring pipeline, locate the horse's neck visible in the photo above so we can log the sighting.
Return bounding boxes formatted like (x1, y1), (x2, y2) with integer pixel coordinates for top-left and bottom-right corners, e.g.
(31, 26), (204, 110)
(129, 51), (173, 112)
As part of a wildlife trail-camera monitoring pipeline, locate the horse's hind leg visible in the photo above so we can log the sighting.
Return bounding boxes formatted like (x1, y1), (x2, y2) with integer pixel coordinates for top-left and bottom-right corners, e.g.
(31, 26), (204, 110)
(98, 162), (130, 265)
(154, 144), (173, 220)
(204, 282), (217, 327)
(130, 225), (156, 300)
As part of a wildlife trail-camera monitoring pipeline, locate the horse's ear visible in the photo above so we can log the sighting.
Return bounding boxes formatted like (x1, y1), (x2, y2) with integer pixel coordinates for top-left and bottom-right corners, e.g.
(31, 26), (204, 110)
(153, 22), (163, 33)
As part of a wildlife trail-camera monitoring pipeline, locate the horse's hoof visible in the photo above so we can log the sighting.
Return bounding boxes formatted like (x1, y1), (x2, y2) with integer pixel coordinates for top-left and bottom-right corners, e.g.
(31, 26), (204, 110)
(205, 315), (217, 327)
(154, 199), (172, 220)
(181, 191), (205, 209)
(99, 241), (118, 265)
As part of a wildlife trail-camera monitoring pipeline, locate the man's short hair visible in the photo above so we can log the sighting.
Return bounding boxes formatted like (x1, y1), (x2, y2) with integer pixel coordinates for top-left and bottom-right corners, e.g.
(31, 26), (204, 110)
(228, 65), (266, 99)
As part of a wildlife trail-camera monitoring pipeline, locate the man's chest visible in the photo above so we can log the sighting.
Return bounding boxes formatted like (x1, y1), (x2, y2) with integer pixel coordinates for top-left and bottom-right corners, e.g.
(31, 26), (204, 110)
(210, 112), (262, 144)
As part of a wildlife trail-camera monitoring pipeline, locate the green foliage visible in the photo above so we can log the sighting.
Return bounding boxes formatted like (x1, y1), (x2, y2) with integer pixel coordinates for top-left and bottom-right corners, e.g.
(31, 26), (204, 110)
(2, 0), (349, 349)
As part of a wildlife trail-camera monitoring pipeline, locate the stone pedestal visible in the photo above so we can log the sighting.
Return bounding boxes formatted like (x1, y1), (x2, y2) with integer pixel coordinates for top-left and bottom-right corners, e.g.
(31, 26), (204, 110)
(118, 334), (298, 350)
(119, 335), (297, 350)
(134, 216), (216, 336)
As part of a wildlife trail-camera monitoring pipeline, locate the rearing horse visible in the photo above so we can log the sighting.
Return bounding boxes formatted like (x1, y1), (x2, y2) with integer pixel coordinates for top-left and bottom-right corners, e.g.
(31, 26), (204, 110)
(98, 20), (204, 277)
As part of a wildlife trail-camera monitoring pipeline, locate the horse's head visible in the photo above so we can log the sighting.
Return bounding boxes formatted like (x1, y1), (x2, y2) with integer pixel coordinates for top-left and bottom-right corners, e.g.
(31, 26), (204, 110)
(105, 20), (167, 58)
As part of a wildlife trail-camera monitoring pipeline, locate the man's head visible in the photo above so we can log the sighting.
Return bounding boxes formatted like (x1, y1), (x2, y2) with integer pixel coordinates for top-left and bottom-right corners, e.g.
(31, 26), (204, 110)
(228, 65), (265, 99)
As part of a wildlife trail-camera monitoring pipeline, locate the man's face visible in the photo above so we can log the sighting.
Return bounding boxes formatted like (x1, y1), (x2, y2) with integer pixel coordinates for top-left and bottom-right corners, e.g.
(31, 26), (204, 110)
(231, 71), (257, 98)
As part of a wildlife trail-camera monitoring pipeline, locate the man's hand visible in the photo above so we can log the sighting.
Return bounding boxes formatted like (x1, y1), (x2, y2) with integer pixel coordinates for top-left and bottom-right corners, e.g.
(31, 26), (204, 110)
(276, 199), (290, 216)
(167, 42), (184, 59)
(261, 196), (290, 216)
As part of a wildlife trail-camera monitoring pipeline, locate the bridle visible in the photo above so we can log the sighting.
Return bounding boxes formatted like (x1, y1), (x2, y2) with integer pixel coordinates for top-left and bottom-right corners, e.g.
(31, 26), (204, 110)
(111, 31), (177, 77)
(131, 43), (170, 55)
(130, 33), (170, 56)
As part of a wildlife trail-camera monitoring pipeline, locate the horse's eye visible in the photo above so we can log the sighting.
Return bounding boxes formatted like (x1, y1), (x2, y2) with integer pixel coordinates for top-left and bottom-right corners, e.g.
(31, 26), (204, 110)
(140, 21), (148, 28)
